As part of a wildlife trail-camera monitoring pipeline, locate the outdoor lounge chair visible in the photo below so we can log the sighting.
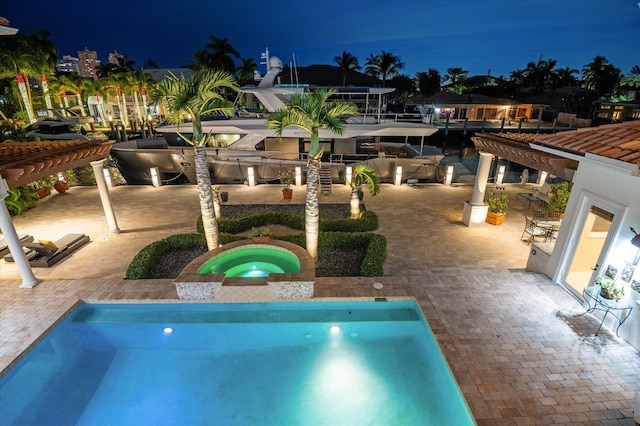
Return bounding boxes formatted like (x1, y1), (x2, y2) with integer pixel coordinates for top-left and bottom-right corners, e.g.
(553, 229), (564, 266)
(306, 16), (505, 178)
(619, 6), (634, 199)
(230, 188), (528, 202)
(3, 234), (90, 267)
(0, 234), (34, 258)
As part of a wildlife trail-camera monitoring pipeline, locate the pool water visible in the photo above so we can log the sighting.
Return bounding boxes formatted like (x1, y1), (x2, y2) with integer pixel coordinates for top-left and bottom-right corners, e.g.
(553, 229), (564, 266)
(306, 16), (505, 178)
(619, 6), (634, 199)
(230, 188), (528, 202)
(0, 301), (475, 425)
(197, 245), (300, 277)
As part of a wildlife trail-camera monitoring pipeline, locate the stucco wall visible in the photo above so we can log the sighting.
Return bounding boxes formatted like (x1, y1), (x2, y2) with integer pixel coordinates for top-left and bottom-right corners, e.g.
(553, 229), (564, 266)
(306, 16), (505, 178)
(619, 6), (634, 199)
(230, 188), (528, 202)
(546, 158), (640, 349)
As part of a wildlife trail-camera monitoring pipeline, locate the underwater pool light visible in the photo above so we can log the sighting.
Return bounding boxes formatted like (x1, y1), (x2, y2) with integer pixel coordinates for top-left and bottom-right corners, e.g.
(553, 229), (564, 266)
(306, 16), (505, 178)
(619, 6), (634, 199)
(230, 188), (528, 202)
(163, 327), (174, 334)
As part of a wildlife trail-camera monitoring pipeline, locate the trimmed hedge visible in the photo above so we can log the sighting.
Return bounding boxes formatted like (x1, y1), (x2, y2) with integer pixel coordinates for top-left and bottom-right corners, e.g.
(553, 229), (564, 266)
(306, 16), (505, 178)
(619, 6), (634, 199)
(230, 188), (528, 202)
(196, 210), (378, 234)
(128, 209), (385, 279)
(125, 233), (243, 279)
(278, 231), (386, 277)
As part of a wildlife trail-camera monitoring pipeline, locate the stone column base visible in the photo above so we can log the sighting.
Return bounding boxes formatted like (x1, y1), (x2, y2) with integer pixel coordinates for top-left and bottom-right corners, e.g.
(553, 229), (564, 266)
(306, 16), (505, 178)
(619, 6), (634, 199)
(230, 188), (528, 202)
(462, 202), (489, 227)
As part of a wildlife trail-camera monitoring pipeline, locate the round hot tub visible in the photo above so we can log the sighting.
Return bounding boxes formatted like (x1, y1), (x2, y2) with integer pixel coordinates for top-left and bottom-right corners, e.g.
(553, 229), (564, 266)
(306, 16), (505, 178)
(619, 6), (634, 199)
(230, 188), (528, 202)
(197, 245), (300, 278)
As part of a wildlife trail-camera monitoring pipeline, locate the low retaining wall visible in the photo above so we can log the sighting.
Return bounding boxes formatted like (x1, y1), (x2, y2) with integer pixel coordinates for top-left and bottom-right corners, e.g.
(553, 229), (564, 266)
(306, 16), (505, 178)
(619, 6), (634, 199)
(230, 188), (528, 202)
(174, 240), (315, 301)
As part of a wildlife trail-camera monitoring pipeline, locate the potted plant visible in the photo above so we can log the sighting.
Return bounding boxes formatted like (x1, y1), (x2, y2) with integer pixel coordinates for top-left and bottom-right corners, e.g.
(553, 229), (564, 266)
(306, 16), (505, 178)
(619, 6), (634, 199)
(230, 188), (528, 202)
(34, 176), (55, 198)
(596, 276), (624, 301)
(54, 175), (68, 194)
(347, 165), (380, 219)
(248, 226), (272, 243)
(548, 181), (573, 217)
(485, 189), (509, 225)
(277, 169), (295, 199)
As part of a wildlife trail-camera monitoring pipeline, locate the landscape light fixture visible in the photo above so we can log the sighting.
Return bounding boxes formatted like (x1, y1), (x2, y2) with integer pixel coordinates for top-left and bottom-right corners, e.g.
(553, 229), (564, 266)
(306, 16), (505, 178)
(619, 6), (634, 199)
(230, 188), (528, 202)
(395, 166), (403, 186)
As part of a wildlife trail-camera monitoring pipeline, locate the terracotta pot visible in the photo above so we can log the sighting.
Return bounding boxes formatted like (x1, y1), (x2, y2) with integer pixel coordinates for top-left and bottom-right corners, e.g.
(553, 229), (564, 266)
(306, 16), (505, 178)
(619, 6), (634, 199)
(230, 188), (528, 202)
(282, 189), (293, 200)
(54, 181), (68, 194)
(486, 211), (506, 226)
(36, 187), (51, 198)
(252, 236), (270, 244)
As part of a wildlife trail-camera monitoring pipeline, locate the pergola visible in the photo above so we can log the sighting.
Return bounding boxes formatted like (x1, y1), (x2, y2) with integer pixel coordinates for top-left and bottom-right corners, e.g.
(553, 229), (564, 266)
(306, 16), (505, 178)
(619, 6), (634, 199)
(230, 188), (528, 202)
(0, 140), (119, 288)
(471, 132), (579, 181)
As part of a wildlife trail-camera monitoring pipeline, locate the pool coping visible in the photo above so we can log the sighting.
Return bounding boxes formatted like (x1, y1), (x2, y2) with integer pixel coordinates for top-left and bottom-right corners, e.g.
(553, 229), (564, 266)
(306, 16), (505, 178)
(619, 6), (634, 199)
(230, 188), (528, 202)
(175, 240), (315, 285)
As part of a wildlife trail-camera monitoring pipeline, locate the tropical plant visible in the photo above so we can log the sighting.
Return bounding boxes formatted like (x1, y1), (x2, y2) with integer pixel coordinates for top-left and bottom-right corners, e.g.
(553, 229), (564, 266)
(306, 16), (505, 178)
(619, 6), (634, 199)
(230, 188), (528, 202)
(443, 67), (468, 86)
(486, 190), (509, 214)
(548, 181), (573, 213)
(0, 33), (37, 122)
(348, 165), (380, 219)
(4, 185), (39, 216)
(581, 56), (622, 99)
(204, 36), (240, 73)
(248, 226), (271, 238)
(334, 51), (361, 86)
(522, 57), (559, 93)
(364, 51), (403, 87)
(415, 69), (441, 100)
(236, 57), (258, 82)
(151, 69), (239, 250)
(267, 89), (358, 259)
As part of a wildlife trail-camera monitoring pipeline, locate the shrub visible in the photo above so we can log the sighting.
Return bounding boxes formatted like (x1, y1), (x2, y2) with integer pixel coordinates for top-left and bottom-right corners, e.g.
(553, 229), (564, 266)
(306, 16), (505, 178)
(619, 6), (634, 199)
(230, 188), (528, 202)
(196, 210), (377, 234)
(125, 233), (243, 279)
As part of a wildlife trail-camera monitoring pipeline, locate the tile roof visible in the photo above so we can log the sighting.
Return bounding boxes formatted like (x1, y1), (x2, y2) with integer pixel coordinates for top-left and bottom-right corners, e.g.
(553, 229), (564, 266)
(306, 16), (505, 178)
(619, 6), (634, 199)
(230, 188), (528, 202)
(533, 120), (640, 166)
(0, 140), (111, 189)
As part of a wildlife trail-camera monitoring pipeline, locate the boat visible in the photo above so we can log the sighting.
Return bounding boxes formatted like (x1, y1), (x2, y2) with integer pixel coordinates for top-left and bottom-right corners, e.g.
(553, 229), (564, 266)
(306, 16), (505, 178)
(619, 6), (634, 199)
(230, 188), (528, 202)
(110, 51), (444, 186)
(26, 109), (108, 141)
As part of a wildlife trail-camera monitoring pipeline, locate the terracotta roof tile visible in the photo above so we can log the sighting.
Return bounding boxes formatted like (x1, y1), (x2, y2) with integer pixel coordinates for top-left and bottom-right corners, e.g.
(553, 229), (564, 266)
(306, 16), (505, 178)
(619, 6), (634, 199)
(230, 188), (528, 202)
(533, 120), (640, 166)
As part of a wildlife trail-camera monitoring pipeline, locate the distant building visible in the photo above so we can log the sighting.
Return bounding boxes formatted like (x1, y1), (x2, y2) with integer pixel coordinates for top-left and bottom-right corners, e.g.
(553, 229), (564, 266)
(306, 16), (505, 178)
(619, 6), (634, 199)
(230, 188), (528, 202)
(108, 50), (124, 66)
(78, 48), (100, 80)
(55, 55), (81, 75)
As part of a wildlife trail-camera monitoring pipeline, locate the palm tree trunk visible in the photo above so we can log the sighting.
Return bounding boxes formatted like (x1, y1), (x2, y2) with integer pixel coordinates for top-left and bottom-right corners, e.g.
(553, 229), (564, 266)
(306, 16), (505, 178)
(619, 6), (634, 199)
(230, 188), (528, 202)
(15, 74), (36, 122)
(350, 187), (361, 218)
(41, 75), (53, 110)
(76, 93), (86, 116)
(305, 157), (320, 259)
(194, 144), (219, 250)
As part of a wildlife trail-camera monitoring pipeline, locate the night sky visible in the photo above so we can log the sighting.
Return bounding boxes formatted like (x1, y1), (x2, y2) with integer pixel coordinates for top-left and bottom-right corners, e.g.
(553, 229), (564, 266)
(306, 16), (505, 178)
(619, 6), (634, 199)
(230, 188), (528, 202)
(4, 0), (640, 78)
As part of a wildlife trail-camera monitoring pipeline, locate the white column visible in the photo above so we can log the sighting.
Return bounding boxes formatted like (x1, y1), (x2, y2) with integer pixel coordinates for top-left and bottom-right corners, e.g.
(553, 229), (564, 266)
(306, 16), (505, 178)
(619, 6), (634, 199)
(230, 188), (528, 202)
(470, 151), (493, 205)
(90, 160), (120, 235)
(462, 151), (493, 226)
(0, 178), (41, 288)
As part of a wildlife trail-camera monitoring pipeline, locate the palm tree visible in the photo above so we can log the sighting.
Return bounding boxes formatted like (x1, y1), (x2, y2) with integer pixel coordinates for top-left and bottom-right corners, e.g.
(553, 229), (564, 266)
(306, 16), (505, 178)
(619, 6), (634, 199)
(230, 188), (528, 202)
(443, 67), (468, 86)
(0, 35), (37, 121)
(334, 51), (361, 86)
(415, 69), (441, 100)
(582, 56), (622, 99)
(522, 58), (558, 93)
(442, 67), (469, 94)
(26, 31), (57, 112)
(621, 65), (640, 89)
(151, 70), (239, 250)
(267, 89), (358, 259)
(365, 51), (403, 87)
(556, 67), (579, 87)
(205, 36), (240, 73)
(143, 58), (159, 69)
(347, 165), (380, 219)
(236, 57), (258, 82)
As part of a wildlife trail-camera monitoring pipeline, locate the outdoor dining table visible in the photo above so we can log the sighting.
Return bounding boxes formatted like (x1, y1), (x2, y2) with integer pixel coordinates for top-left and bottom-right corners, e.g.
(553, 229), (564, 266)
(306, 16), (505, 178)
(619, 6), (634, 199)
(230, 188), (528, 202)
(532, 218), (562, 241)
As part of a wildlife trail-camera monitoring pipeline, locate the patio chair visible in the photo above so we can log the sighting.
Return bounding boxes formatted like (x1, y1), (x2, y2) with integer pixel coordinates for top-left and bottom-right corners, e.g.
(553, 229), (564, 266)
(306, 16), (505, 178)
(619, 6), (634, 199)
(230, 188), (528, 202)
(533, 210), (548, 220)
(3, 234), (90, 267)
(521, 217), (547, 244)
(0, 234), (34, 258)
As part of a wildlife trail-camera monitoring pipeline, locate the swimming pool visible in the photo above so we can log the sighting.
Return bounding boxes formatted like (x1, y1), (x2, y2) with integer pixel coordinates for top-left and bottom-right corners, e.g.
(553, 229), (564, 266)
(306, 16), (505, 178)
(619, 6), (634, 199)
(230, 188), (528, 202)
(0, 301), (475, 425)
